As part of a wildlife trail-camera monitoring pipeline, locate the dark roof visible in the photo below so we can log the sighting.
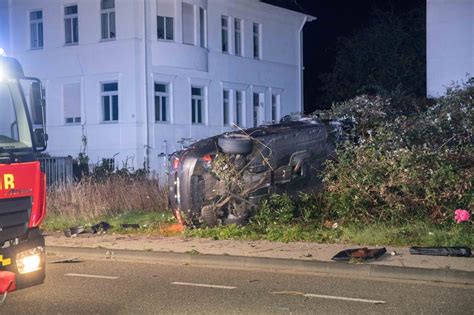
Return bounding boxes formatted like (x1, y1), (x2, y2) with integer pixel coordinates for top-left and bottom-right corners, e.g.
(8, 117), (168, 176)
(262, 0), (311, 15)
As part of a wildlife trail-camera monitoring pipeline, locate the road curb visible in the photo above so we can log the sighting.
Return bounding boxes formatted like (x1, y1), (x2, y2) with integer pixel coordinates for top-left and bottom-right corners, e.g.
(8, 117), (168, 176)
(47, 246), (474, 285)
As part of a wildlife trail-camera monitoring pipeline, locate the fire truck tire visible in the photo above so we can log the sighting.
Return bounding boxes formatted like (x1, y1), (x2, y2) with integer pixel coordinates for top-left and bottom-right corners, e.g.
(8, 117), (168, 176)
(217, 134), (253, 155)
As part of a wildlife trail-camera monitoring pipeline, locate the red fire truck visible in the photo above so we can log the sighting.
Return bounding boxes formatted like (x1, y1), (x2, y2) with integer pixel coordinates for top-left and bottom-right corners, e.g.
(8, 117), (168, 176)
(0, 51), (47, 296)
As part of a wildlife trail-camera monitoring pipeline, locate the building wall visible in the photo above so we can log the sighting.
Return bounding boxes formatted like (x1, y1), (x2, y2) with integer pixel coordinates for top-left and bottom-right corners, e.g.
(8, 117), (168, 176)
(0, 0), (10, 53)
(427, 0), (474, 97)
(7, 0), (310, 173)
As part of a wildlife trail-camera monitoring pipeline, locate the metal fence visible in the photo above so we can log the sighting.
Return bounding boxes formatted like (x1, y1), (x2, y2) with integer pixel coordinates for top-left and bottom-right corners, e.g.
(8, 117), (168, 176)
(39, 156), (74, 188)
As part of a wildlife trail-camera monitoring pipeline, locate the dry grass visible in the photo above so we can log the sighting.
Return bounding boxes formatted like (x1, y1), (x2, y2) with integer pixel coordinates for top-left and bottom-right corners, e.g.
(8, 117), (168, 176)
(47, 176), (168, 219)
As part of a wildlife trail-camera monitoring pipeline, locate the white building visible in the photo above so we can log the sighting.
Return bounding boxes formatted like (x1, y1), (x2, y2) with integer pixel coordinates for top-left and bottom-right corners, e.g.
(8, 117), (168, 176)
(427, 0), (474, 97)
(0, 0), (314, 172)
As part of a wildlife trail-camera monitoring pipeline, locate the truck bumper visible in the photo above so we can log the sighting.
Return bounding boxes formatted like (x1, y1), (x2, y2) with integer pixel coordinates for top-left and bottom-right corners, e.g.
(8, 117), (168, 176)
(0, 228), (45, 290)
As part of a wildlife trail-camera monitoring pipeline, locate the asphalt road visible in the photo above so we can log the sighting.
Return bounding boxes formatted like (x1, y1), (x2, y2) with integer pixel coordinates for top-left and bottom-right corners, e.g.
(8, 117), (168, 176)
(2, 258), (473, 314)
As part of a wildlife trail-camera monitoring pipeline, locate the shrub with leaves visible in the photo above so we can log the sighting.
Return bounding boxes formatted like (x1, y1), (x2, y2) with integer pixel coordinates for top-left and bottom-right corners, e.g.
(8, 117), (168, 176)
(254, 194), (295, 227)
(322, 82), (474, 225)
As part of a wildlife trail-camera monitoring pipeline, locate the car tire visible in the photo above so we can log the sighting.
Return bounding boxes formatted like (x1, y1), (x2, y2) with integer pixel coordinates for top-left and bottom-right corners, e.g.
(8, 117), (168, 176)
(200, 205), (218, 227)
(217, 134), (253, 155)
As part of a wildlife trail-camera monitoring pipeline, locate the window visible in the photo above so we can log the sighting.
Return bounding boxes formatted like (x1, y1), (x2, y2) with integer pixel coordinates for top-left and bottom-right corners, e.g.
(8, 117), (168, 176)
(221, 16), (229, 53)
(30, 10), (43, 49)
(182, 3), (194, 45)
(234, 19), (242, 56)
(191, 87), (203, 124)
(253, 23), (261, 59)
(154, 83), (169, 122)
(101, 0), (116, 40)
(253, 92), (259, 127)
(272, 94), (280, 123)
(157, 16), (173, 40)
(101, 82), (118, 122)
(235, 90), (243, 126)
(64, 5), (79, 44)
(253, 92), (263, 127)
(64, 83), (81, 124)
(199, 7), (206, 48)
(223, 90), (230, 126)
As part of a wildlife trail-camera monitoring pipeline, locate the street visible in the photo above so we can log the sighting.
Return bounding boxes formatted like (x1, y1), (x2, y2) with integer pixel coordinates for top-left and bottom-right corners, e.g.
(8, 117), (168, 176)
(2, 257), (473, 314)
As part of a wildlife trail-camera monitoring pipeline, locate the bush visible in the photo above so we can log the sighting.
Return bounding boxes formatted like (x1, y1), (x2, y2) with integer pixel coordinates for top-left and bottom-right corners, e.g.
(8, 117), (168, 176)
(321, 83), (474, 225)
(253, 194), (295, 227)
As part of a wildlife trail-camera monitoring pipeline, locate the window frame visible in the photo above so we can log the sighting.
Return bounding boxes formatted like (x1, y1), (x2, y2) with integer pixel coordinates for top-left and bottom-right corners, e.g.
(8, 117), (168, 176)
(234, 18), (243, 56)
(199, 7), (207, 48)
(101, 81), (119, 123)
(154, 82), (170, 123)
(223, 89), (230, 126)
(271, 94), (281, 123)
(182, 2), (195, 45)
(64, 4), (79, 45)
(63, 83), (81, 125)
(221, 15), (230, 54)
(29, 10), (44, 49)
(253, 22), (261, 59)
(100, 0), (116, 40)
(235, 90), (244, 127)
(157, 16), (174, 41)
(191, 86), (204, 125)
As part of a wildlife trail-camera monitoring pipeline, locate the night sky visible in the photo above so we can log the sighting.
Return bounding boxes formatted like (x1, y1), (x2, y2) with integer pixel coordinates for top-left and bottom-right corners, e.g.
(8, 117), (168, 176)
(264, 0), (426, 111)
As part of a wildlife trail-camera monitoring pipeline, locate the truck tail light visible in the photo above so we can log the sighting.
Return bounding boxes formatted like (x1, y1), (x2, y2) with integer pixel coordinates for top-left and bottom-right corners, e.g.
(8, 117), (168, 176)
(29, 171), (46, 228)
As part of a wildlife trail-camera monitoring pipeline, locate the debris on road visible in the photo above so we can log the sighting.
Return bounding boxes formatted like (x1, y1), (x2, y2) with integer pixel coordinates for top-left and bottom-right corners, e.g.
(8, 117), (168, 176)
(49, 257), (81, 264)
(64, 226), (86, 237)
(409, 247), (472, 257)
(91, 221), (111, 234)
(331, 247), (387, 262)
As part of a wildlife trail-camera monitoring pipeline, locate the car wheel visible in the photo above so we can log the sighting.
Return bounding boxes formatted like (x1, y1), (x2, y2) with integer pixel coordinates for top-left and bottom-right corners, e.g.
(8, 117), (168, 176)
(200, 205), (218, 227)
(217, 134), (253, 155)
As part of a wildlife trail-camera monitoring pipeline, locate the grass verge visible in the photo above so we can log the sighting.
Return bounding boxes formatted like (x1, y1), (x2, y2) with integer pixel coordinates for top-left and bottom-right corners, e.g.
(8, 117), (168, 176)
(185, 221), (474, 247)
(43, 212), (473, 247)
(42, 211), (179, 235)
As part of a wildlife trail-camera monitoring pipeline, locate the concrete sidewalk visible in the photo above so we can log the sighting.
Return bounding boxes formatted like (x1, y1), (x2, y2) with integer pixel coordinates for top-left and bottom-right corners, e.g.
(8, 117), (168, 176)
(44, 232), (474, 285)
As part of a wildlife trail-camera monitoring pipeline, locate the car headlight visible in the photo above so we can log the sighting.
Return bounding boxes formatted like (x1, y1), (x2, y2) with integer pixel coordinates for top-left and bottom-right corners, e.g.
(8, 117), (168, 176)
(16, 246), (44, 274)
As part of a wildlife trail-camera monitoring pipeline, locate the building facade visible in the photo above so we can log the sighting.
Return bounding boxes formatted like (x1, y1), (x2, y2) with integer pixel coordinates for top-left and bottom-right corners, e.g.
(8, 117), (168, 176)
(1, 0), (313, 172)
(427, 0), (474, 97)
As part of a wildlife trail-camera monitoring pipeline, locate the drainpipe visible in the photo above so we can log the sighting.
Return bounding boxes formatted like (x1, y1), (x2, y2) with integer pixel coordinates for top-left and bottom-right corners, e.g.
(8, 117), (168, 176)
(143, 0), (150, 169)
(297, 16), (307, 115)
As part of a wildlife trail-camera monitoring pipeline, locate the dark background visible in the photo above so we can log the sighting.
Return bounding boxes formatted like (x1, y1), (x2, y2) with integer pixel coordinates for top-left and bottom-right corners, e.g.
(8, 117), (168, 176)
(264, 0), (426, 112)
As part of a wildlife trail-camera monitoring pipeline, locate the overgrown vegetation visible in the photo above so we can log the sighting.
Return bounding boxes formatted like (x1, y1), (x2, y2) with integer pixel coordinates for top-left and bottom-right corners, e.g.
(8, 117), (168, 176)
(188, 83), (473, 246)
(321, 82), (473, 225)
(46, 160), (168, 221)
(44, 84), (473, 247)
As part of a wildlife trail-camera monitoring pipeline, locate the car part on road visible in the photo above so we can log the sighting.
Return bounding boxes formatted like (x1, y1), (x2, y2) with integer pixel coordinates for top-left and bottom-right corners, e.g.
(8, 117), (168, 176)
(49, 257), (81, 264)
(332, 247), (387, 261)
(409, 247), (472, 257)
(91, 221), (111, 234)
(63, 226), (85, 237)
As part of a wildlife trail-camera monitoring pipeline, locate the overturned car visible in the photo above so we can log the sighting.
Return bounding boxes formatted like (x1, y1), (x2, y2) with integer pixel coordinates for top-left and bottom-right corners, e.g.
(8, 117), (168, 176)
(168, 118), (343, 227)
